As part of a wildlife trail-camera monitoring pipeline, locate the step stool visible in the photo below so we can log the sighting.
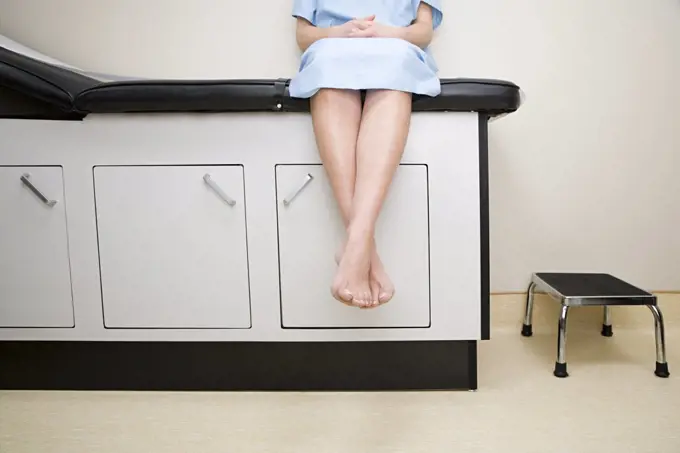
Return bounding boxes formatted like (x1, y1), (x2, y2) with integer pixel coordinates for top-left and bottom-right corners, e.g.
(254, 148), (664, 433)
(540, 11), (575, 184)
(521, 272), (670, 378)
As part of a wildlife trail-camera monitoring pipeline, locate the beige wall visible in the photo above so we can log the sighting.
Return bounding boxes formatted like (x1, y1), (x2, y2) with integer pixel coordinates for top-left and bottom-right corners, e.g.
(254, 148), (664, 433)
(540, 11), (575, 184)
(1, 0), (679, 292)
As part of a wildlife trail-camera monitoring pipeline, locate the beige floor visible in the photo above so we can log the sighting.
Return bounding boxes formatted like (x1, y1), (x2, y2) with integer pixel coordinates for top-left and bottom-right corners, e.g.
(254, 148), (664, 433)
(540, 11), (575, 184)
(1, 295), (679, 453)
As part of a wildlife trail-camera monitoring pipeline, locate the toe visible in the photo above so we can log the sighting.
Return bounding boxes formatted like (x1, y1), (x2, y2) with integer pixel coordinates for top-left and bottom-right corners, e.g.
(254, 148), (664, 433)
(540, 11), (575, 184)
(332, 285), (354, 306)
(379, 290), (393, 304)
(330, 286), (344, 304)
(340, 289), (354, 303)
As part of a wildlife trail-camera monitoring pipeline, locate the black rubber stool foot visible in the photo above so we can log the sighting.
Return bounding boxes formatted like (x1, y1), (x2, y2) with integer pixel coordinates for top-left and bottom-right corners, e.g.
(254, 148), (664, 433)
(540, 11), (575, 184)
(601, 324), (613, 337)
(655, 362), (670, 378)
(553, 362), (568, 378)
(521, 324), (533, 337)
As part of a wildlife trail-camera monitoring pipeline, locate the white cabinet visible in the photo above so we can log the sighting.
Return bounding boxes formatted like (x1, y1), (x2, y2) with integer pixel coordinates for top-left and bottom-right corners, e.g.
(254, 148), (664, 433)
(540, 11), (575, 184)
(0, 166), (74, 328)
(93, 165), (251, 329)
(276, 164), (431, 328)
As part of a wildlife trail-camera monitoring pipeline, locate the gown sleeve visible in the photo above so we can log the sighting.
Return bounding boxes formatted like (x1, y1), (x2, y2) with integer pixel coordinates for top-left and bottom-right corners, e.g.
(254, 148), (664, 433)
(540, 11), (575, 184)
(292, 0), (317, 25)
(415, 0), (443, 30)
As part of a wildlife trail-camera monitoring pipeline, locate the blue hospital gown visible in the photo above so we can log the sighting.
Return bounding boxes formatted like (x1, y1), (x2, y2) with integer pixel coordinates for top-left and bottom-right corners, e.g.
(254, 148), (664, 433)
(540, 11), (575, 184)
(289, 0), (443, 98)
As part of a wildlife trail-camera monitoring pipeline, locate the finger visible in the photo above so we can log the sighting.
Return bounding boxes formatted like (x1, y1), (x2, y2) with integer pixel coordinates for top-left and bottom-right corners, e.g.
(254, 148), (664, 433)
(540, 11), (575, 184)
(351, 20), (372, 30)
(350, 28), (372, 38)
(362, 14), (376, 21)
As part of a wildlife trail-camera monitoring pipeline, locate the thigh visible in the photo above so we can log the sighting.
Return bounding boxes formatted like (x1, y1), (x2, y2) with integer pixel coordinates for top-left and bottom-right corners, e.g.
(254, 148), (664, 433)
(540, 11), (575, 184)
(362, 89), (412, 112)
(360, 90), (412, 134)
(310, 89), (364, 144)
(310, 88), (363, 116)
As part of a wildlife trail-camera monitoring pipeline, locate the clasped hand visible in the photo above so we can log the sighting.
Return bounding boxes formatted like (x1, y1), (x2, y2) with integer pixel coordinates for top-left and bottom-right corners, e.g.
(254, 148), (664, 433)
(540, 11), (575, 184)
(330, 15), (400, 39)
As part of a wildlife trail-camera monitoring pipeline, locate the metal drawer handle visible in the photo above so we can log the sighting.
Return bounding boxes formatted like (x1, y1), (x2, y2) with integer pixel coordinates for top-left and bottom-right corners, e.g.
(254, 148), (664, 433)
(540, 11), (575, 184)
(20, 173), (57, 207)
(283, 173), (314, 206)
(203, 174), (236, 206)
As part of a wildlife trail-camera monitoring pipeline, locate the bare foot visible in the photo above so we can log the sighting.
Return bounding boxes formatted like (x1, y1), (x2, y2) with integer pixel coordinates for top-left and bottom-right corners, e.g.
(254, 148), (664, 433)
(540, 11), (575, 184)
(331, 234), (373, 307)
(335, 239), (394, 308)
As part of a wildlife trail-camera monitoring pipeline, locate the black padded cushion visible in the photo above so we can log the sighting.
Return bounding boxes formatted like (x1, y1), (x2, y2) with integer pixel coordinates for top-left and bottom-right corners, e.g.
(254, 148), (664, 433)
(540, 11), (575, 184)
(1, 44), (522, 117)
(0, 86), (85, 120)
(76, 79), (291, 114)
(75, 78), (521, 115)
(0, 47), (100, 111)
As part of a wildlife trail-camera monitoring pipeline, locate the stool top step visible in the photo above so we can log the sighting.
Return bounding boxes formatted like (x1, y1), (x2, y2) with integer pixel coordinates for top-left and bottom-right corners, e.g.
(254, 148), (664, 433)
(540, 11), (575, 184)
(533, 273), (654, 300)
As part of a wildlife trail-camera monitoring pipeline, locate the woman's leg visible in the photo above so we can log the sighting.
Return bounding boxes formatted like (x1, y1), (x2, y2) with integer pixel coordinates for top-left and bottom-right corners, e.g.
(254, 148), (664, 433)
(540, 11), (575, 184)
(335, 89), (412, 307)
(310, 88), (365, 306)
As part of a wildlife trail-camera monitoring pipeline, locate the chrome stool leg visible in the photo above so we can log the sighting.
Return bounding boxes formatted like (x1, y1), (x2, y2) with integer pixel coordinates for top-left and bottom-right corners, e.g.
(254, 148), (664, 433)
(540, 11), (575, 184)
(601, 306), (613, 337)
(554, 304), (569, 378)
(521, 282), (536, 337)
(647, 305), (670, 378)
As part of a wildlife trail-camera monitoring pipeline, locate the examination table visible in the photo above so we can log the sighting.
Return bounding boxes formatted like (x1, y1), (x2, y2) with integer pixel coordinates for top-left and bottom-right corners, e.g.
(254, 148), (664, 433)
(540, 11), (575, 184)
(0, 38), (522, 391)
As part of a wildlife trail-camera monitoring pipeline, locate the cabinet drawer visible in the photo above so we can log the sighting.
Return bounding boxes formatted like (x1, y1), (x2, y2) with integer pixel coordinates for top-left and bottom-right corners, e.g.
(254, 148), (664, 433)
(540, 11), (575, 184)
(276, 164), (431, 328)
(94, 165), (251, 329)
(0, 166), (74, 328)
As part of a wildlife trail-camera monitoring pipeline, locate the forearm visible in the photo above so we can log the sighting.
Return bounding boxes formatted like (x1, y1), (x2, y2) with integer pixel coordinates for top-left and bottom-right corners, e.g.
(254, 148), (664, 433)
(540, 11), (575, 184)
(393, 22), (434, 49)
(296, 21), (339, 52)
